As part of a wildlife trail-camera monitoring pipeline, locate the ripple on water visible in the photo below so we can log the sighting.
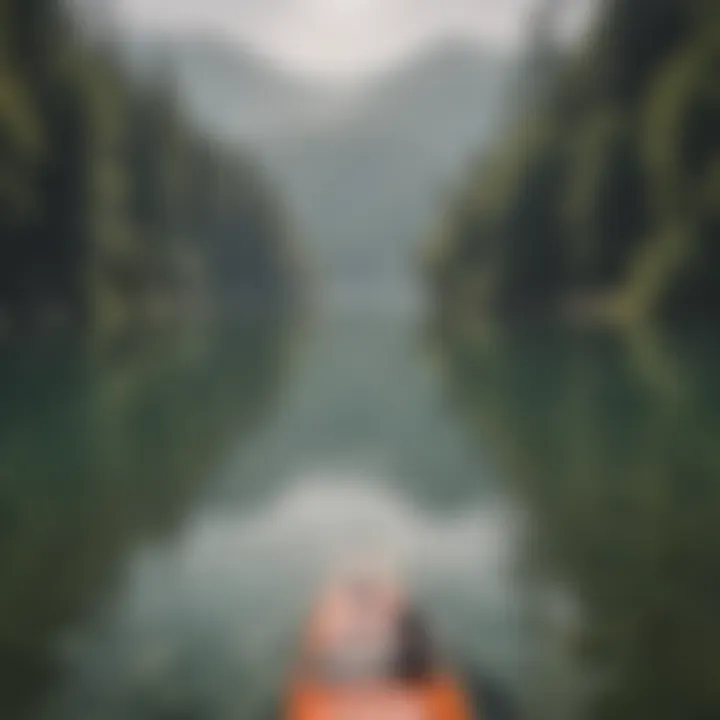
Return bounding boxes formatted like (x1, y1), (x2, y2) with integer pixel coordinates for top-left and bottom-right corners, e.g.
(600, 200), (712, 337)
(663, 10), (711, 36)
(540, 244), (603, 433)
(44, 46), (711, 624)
(51, 467), (524, 719)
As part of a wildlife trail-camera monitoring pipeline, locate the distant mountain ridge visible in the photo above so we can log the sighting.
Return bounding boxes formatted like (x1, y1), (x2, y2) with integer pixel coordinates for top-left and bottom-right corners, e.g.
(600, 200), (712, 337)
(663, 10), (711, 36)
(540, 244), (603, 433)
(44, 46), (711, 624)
(119, 31), (348, 141)
(123, 32), (514, 301)
(259, 41), (514, 298)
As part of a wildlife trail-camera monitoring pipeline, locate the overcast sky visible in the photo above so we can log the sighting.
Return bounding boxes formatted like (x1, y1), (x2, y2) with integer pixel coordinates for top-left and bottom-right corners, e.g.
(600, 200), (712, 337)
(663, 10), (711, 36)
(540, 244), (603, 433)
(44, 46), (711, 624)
(110, 0), (595, 79)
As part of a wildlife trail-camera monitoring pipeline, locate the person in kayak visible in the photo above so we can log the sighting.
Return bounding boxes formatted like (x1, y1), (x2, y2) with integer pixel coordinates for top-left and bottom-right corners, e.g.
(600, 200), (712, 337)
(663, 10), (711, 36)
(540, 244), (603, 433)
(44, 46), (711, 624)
(287, 565), (474, 720)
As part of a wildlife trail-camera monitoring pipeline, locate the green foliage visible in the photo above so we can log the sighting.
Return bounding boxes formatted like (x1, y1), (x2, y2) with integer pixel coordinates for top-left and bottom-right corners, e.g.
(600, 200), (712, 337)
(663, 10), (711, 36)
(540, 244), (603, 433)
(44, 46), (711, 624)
(427, 0), (720, 326)
(0, 0), (295, 335)
(436, 328), (720, 720)
(0, 323), (289, 717)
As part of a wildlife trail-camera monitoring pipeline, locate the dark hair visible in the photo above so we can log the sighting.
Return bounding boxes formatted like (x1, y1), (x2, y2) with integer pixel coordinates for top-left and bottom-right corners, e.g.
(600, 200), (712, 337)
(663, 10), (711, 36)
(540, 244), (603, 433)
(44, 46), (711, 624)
(395, 606), (435, 682)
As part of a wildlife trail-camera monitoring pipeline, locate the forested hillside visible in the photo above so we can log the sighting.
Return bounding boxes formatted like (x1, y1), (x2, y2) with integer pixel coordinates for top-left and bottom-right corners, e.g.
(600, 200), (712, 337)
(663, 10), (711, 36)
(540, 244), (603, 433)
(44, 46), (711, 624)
(0, 0), (296, 336)
(427, 0), (720, 327)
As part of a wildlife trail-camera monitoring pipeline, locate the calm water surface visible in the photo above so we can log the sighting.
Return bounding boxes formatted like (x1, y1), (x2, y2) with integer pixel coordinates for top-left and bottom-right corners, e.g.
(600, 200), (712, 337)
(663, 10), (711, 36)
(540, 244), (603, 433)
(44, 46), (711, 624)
(1, 310), (719, 720)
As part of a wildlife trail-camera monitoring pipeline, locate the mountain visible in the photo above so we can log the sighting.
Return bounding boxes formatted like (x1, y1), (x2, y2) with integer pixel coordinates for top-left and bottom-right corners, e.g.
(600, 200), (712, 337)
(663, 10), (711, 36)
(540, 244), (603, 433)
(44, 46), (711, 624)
(125, 34), (513, 302)
(119, 31), (349, 141)
(262, 42), (514, 298)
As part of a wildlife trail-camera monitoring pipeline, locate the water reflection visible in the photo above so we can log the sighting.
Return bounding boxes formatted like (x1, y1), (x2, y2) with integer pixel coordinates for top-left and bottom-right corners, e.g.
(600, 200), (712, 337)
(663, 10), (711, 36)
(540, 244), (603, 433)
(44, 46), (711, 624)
(43, 473), (519, 720)
(437, 327), (720, 720)
(6, 315), (717, 720)
(0, 323), (289, 719)
(0, 313), (528, 720)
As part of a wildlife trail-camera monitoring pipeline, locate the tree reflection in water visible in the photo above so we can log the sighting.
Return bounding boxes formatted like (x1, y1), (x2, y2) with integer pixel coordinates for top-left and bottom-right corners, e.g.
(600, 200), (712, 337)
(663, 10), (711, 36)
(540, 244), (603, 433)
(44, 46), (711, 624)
(0, 321), (291, 719)
(437, 326), (720, 720)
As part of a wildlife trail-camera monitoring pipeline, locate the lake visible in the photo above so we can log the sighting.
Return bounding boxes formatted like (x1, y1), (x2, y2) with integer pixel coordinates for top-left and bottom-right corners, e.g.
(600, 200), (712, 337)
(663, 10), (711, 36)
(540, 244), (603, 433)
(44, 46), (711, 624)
(1, 309), (719, 720)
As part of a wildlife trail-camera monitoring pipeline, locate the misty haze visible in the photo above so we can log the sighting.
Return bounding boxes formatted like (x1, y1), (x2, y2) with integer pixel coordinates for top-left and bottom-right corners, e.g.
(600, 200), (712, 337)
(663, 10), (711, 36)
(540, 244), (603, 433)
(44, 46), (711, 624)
(1, 2), (719, 720)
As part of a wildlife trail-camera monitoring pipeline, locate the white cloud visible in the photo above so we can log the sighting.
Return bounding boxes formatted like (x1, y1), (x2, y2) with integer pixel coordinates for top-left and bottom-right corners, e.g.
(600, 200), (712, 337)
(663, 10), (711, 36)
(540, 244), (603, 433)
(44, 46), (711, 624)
(113, 0), (591, 79)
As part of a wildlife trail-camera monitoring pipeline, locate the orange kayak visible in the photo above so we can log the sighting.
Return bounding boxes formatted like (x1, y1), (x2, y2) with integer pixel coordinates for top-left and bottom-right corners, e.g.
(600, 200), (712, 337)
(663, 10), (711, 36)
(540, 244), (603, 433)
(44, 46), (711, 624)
(288, 673), (474, 720)
(285, 569), (475, 720)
